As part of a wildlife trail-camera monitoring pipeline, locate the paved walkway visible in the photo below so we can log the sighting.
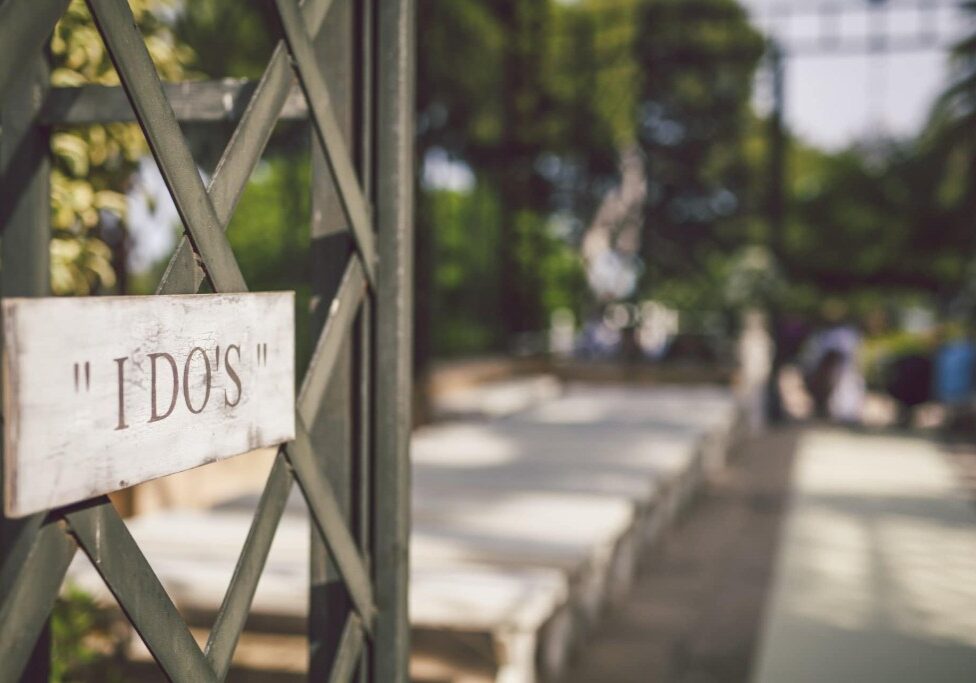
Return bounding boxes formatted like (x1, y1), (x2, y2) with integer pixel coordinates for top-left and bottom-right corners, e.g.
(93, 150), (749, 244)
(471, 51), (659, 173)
(753, 428), (976, 683)
(564, 428), (800, 682)
(565, 426), (976, 683)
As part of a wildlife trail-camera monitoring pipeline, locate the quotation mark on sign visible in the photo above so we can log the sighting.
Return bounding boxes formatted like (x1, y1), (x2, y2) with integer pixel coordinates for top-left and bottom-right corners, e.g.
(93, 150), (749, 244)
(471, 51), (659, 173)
(257, 343), (269, 367)
(74, 362), (91, 393)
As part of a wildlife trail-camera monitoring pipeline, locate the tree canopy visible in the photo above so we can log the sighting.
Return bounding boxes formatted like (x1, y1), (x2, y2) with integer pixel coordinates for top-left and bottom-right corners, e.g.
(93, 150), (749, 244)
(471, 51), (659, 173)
(44, 0), (976, 354)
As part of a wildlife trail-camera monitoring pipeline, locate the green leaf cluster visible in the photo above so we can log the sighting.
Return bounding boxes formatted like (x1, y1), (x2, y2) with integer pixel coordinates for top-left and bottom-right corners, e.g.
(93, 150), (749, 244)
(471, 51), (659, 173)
(48, 0), (195, 295)
(417, 0), (644, 354)
(51, 585), (125, 682)
(771, 1), (976, 317)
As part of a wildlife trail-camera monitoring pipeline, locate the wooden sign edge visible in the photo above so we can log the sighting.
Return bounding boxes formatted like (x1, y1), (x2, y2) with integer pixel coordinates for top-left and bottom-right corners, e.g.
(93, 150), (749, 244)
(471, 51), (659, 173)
(3, 298), (23, 518)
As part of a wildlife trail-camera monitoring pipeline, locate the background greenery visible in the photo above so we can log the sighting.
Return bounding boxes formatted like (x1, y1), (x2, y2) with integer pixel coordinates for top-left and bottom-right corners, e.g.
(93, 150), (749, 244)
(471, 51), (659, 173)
(52, 0), (976, 355)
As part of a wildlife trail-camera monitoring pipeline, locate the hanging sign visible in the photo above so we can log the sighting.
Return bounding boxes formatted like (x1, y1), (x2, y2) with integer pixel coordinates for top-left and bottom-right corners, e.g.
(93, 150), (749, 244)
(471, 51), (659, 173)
(3, 292), (295, 517)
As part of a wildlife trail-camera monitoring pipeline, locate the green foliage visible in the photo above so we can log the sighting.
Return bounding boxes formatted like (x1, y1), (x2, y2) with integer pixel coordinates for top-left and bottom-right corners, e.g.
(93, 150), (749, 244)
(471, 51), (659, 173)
(536, 218), (588, 315)
(417, 0), (506, 157)
(722, 245), (783, 309)
(422, 182), (586, 356)
(51, 585), (126, 682)
(786, 146), (914, 288)
(223, 153), (314, 369)
(634, 0), (765, 292)
(920, 2), (976, 312)
(174, 1), (277, 80)
(861, 329), (938, 389)
(225, 158), (310, 291)
(767, 2), (976, 313)
(417, 0), (640, 355)
(49, 0), (195, 295)
(634, 0), (973, 318)
(777, 89), (975, 309)
(421, 183), (505, 355)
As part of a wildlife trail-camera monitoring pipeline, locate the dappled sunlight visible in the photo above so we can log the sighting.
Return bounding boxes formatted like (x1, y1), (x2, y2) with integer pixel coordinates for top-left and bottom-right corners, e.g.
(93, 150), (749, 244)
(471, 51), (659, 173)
(784, 505), (875, 631)
(414, 489), (634, 549)
(754, 428), (976, 682)
(782, 430), (976, 648)
(412, 423), (522, 468)
(410, 564), (568, 635)
(879, 518), (976, 647)
(780, 495), (976, 643)
(522, 385), (736, 430)
(799, 430), (962, 498)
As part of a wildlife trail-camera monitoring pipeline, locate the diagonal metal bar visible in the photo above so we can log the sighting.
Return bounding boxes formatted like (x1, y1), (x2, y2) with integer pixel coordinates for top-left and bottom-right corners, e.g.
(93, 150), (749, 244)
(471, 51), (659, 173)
(298, 258), (368, 426)
(0, 0), (68, 99)
(328, 612), (365, 683)
(0, 519), (76, 683)
(286, 416), (376, 633)
(205, 453), (294, 681)
(273, 0), (378, 286)
(0, 513), (46, 595)
(65, 500), (217, 683)
(85, 0), (247, 294)
(156, 0), (335, 297)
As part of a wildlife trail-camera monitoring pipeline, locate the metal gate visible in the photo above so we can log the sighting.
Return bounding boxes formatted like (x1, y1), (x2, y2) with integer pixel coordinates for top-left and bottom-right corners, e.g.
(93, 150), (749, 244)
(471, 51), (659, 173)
(0, 0), (413, 679)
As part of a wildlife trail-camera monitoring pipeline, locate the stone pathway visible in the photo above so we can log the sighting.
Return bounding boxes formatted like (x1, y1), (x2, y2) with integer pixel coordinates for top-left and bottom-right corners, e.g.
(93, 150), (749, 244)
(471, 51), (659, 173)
(566, 426), (976, 683)
(753, 428), (976, 683)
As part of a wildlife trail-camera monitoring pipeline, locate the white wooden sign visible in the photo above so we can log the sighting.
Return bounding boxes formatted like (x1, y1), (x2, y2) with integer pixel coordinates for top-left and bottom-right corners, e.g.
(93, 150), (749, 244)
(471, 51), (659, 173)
(3, 292), (295, 517)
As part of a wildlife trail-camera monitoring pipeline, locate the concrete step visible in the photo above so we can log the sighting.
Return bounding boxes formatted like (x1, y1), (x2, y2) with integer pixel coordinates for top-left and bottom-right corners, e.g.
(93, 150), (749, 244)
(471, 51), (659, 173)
(410, 384), (737, 681)
(411, 564), (571, 683)
(432, 374), (564, 420)
(411, 488), (639, 676)
(65, 512), (572, 682)
(64, 384), (738, 683)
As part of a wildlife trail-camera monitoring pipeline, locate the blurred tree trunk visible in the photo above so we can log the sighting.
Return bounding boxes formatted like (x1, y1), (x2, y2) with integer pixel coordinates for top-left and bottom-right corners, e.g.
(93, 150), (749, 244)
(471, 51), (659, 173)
(492, 0), (549, 346)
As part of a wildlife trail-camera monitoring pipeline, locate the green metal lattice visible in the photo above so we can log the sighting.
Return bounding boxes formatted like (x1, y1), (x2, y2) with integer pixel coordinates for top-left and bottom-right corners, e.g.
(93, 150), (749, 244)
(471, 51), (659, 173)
(0, 0), (413, 680)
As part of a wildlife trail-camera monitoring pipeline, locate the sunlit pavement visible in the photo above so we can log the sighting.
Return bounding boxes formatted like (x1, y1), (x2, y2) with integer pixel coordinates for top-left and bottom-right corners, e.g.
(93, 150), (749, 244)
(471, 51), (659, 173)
(753, 428), (976, 683)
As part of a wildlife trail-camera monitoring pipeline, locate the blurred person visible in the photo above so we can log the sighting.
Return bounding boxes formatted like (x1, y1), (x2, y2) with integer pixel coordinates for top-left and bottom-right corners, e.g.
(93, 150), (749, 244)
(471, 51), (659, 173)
(549, 308), (576, 358)
(777, 313), (812, 365)
(881, 324), (974, 429)
(802, 301), (866, 423)
(885, 352), (932, 426)
(738, 309), (773, 434)
(933, 324), (975, 402)
(577, 317), (621, 359)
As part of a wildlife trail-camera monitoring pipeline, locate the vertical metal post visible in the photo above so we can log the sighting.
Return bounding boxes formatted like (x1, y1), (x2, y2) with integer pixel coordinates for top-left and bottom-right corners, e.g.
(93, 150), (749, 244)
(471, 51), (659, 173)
(0, 54), (52, 681)
(766, 40), (787, 423)
(308, 0), (357, 676)
(374, 0), (414, 680)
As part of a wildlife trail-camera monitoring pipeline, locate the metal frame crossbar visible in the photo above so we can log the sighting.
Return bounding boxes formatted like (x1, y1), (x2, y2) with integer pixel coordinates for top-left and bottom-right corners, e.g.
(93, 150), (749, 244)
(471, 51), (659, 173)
(0, 0), (413, 680)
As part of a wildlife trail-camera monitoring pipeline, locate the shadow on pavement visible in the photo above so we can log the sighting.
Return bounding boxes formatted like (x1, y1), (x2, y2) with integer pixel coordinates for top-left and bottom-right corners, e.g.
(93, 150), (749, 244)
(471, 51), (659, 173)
(564, 426), (802, 683)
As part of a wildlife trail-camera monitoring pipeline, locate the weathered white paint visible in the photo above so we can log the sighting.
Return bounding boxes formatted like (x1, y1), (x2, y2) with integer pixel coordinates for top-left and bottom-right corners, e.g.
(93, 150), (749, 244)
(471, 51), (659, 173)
(3, 292), (295, 517)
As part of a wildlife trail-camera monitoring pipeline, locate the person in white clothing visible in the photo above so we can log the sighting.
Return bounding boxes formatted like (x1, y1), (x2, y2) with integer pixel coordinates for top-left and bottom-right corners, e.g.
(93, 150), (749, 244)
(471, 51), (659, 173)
(738, 309), (774, 434)
(802, 303), (865, 423)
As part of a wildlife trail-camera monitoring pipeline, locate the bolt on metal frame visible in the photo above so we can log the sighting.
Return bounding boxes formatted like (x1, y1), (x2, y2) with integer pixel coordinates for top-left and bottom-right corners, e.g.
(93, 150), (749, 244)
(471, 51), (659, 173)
(0, 0), (413, 680)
